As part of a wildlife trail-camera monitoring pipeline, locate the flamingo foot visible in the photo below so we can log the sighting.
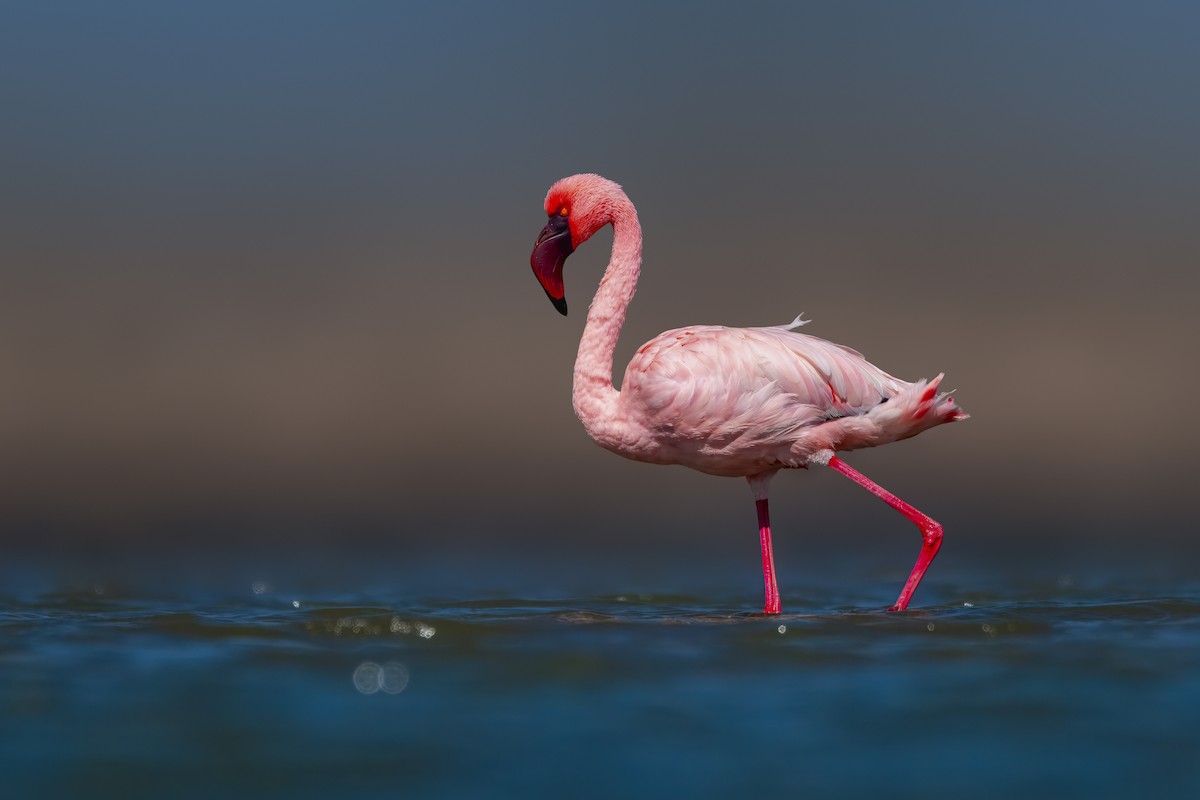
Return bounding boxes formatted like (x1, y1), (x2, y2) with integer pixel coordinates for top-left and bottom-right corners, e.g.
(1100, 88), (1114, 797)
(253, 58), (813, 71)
(825, 456), (943, 612)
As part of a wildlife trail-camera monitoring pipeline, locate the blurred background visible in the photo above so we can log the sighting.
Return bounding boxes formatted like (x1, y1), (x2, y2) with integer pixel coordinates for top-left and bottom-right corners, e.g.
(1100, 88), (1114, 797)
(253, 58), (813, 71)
(2, 1), (1197, 573)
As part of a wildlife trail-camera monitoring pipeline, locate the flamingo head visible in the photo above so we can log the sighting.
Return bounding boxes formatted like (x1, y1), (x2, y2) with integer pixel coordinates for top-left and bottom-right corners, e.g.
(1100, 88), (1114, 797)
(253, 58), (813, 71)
(530, 174), (625, 316)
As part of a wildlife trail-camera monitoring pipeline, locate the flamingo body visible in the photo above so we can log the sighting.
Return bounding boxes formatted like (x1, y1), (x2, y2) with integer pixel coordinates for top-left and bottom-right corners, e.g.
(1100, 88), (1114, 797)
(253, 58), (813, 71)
(529, 173), (967, 613)
(610, 320), (960, 477)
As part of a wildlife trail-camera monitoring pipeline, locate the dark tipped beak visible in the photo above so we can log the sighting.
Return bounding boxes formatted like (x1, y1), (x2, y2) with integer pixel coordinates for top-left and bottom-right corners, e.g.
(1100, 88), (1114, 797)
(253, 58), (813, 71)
(530, 214), (573, 315)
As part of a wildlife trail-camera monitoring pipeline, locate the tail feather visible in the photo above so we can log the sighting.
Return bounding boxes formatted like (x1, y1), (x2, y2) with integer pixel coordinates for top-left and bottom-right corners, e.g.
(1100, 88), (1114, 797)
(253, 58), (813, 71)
(871, 373), (968, 441)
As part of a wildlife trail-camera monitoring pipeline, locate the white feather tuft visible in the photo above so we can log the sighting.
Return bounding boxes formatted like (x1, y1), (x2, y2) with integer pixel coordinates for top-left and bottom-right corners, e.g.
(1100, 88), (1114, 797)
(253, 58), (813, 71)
(777, 313), (810, 330)
(807, 449), (834, 466)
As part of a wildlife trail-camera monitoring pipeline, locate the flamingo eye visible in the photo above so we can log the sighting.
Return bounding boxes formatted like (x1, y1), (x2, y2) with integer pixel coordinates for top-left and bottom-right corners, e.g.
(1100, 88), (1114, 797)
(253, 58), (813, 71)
(559, 207), (569, 216)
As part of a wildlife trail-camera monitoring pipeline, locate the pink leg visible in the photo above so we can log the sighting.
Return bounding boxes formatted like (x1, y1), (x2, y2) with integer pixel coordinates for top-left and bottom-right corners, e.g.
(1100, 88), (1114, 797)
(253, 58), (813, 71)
(826, 456), (943, 612)
(756, 498), (782, 615)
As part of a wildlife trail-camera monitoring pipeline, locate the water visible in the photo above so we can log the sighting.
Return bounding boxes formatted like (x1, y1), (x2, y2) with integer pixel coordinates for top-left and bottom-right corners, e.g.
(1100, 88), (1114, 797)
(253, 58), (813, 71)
(3, 545), (1199, 798)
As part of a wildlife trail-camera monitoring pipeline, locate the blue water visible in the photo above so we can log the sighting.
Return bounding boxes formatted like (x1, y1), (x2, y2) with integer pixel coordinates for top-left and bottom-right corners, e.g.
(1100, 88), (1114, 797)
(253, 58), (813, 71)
(3, 544), (1199, 798)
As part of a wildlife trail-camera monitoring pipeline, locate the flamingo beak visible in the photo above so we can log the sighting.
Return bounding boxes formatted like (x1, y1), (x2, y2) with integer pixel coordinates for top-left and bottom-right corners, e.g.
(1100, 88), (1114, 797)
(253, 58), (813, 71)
(530, 214), (573, 315)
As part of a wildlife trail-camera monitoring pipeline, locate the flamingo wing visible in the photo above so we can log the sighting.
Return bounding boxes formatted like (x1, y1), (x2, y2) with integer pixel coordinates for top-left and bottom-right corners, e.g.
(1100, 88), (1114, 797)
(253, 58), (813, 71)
(623, 318), (906, 445)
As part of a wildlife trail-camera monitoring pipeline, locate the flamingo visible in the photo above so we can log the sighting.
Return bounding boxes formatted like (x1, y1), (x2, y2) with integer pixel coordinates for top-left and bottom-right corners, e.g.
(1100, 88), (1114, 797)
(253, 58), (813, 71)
(529, 174), (967, 613)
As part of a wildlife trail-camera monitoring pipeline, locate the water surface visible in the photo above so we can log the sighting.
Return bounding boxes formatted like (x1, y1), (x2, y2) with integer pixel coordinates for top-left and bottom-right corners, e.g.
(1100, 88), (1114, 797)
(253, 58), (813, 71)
(3, 548), (1199, 798)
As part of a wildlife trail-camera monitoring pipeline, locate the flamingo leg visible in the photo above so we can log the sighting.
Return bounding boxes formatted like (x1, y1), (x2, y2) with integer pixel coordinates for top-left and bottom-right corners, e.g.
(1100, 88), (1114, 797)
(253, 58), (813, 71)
(826, 456), (943, 612)
(755, 498), (782, 615)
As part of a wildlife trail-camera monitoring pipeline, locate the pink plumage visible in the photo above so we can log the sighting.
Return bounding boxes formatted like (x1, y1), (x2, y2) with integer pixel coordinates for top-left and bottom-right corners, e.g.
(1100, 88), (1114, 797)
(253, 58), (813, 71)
(530, 174), (967, 613)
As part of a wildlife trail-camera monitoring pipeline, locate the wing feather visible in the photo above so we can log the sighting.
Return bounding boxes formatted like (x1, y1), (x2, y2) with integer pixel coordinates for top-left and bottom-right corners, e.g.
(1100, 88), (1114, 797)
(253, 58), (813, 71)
(623, 323), (905, 443)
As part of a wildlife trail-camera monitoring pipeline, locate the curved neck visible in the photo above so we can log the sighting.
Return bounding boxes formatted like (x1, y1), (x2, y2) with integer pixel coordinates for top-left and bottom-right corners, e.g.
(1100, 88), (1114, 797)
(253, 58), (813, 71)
(572, 202), (641, 432)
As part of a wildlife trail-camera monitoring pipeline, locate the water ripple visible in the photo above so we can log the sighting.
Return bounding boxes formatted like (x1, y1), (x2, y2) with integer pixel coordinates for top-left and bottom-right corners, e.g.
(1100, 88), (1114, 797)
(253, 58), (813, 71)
(4, 585), (1200, 799)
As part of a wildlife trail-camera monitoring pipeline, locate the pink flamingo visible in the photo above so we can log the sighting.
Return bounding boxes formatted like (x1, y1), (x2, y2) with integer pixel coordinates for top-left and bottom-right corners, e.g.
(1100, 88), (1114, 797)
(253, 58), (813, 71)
(530, 174), (967, 613)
